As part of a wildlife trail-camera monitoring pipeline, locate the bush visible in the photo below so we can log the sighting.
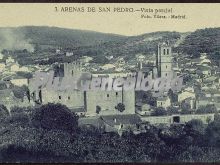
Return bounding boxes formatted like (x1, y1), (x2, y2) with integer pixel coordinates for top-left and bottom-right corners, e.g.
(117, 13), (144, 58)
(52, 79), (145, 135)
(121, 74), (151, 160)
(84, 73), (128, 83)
(196, 105), (217, 114)
(151, 107), (167, 116)
(0, 105), (9, 123)
(31, 103), (79, 133)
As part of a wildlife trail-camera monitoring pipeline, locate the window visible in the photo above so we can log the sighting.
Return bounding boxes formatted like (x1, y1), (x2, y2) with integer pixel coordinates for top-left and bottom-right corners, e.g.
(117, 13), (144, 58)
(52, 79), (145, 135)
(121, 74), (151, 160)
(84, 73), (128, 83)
(161, 102), (162, 106)
(167, 49), (169, 55)
(165, 73), (167, 76)
(72, 70), (74, 76)
(59, 96), (61, 100)
(68, 96), (70, 100)
(166, 65), (167, 69)
(116, 92), (118, 96)
(163, 49), (166, 55)
(107, 94), (109, 97)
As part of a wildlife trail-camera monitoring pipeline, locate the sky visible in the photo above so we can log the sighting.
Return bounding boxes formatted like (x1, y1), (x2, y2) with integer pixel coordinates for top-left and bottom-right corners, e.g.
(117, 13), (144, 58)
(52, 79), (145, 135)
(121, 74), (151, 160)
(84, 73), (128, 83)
(0, 3), (219, 36)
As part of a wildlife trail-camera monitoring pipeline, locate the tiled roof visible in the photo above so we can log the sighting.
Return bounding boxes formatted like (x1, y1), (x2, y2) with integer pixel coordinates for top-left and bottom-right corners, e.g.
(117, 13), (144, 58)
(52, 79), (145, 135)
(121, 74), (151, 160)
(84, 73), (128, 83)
(78, 116), (105, 127)
(157, 96), (169, 101)
(100, 114), (141, 127)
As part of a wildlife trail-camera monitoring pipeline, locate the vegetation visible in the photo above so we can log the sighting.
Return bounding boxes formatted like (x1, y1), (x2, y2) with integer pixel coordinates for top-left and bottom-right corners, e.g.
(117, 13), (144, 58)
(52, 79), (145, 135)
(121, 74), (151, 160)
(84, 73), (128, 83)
(177, 28), (220, 61)
(1, 26), (181, 65)
(0, 103), (219, 163)
(12, 85), (29, 99)
(115, 103), (125, 112)
(151, 107), (167, 116)
(196, 105), (217, 114)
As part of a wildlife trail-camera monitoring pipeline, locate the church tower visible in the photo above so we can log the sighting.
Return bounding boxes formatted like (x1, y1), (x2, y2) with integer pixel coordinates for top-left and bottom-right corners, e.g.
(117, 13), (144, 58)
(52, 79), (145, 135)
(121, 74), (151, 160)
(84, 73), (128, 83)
(156, 42), (173, 78)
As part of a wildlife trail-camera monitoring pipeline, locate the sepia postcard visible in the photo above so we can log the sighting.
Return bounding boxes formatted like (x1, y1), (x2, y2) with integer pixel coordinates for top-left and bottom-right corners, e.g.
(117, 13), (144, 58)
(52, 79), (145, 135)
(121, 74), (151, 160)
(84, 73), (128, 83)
(0, 3), (220, 163)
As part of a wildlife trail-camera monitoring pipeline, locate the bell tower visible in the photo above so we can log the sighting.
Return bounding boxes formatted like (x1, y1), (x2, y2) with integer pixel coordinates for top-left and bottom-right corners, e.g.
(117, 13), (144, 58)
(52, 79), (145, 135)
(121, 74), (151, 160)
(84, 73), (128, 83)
(156, 42), (173, 78)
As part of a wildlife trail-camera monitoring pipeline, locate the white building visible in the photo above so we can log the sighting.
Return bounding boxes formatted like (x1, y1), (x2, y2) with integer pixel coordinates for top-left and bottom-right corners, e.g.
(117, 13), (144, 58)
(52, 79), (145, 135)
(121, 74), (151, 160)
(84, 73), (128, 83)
(178, 87), (196, 102)
(66, 52), (74, 56)
(0, 53), (3, 60)
(10, 63), (20, 72)
(81, 56), (93, 63)
(156, 96), (171, 109)
(10, 78), (28, 87)
(0, 63), (5, 72)
(136, 103), (152, 116)
(6, 56), (15, 64)
(19, 66), (29, 72)
(101, 64), (115, 70)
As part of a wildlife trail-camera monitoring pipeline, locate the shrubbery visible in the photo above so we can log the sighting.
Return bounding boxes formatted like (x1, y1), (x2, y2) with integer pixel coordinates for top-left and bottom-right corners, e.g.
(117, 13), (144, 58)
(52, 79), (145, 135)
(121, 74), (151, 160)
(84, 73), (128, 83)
(0, 103), (220, 163)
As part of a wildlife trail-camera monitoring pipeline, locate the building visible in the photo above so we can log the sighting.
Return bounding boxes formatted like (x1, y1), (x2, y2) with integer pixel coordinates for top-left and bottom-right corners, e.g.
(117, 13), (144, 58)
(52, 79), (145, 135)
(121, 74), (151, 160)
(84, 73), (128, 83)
(197, 66), (212, 77)
(0, 89), (30, 110)
(86, 90), (135, 116)
(135, 103), (152, 116)
(0, 53), (3, 60)
(66, 52), (74, 57)
(10, 62), (20, 72)
(101, 64), (116, 70)
(196, 96), (220, 111)
(19, 66), (29, 72)
(29, 61), (136, 117)
(141, 113), (214, 125)
(156, 42), (173, 78)
(100, 114), (141, 133)
(10, 77), (28, 87)
(29, 61), (85, 110)
(178, 87), (196, 102)
(156, 96), (171, 109)
(81, 56), (93, 63)
(6, 56), (15, 65)
(0, 63), (5, 72)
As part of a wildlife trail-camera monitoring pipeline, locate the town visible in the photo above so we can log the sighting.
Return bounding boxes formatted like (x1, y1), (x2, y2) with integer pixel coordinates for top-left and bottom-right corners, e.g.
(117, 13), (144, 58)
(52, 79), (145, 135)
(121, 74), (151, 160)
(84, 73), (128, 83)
(0, 40), (219, 135)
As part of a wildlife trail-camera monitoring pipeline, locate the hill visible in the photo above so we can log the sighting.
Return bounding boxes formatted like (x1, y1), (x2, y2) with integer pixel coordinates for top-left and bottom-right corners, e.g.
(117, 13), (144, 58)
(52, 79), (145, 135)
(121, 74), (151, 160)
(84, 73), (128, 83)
(68, 31), (182, 63)
(6, 26), (220, 65)
(176, 28), (220, 59)
(0, 26), (127, 51)
(0, 26), (183, 65)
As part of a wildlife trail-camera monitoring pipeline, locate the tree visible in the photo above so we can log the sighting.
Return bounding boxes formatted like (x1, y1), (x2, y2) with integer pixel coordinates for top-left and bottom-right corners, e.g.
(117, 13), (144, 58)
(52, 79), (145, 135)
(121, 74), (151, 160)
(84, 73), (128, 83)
(184, 119), (206, 146)
(205, 120), (220, 147)
(167, 106), (179, 115)
(16, 72), (33, 79)
(151, 107), (167, 116)
(115, 103), (125, 112)
(0, 104), (9, 123)
(0, 82), (7, 90)
(196, 105), (217, 114)
(142, 91), (156, 106)
(181, 102), (192, 114)
(185, 119), (205, 135)
(8, 106), (30, 127)
(12, 85), (29, 99)
(31, 103), (79, 133)
(168, 89), (178, 103)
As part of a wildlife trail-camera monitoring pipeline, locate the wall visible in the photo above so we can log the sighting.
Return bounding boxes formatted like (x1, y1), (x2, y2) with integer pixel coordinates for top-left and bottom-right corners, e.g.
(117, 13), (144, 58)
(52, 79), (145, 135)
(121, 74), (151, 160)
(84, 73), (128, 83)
(41, 88), (85, 109)
(141, 113), (215, 125)
(86, 90), (135, 116)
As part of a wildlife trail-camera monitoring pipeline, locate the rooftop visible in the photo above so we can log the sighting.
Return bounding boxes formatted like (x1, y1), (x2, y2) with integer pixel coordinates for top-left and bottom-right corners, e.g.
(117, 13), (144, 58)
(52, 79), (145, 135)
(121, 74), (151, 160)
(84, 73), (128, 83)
(100, 114), (141, 127)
